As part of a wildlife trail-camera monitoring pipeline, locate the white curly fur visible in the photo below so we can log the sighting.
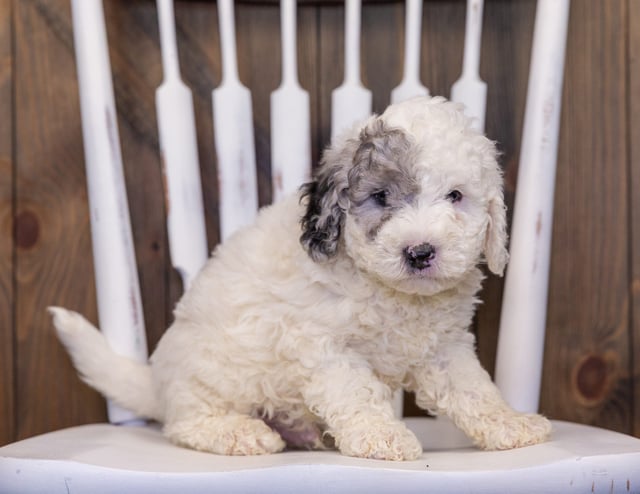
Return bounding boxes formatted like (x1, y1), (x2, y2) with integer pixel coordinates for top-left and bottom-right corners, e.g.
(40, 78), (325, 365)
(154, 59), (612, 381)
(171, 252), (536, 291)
(51, 96), (551, 461)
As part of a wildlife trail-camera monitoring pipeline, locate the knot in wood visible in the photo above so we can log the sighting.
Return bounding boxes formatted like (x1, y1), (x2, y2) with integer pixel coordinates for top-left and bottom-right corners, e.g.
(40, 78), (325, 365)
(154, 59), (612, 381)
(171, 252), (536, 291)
(574, 354), (611, 405)
(15, 210), (40, 250)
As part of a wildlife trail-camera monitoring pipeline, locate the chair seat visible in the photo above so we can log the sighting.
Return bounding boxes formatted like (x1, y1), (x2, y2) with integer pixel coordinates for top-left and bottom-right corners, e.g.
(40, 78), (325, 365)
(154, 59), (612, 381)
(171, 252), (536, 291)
(1, 419), (639, 493)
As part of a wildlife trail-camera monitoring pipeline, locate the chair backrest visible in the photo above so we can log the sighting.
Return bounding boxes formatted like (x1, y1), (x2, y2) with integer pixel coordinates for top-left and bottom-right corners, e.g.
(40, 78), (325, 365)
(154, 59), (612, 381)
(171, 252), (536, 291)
(72, 0), (150, 424)
(495, 0), (570, 413)
(69, 0), (569, 424)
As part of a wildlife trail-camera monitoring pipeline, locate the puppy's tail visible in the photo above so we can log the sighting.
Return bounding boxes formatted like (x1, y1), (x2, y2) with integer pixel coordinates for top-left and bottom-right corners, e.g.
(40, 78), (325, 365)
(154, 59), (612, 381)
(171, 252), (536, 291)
(48, 307), (162, 421)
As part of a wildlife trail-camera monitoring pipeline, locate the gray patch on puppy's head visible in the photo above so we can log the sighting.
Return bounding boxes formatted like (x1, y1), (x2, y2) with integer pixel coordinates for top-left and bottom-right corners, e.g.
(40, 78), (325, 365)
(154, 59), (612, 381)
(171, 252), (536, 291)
(347, 120), (420, 239)
(300, 117), (421, 259)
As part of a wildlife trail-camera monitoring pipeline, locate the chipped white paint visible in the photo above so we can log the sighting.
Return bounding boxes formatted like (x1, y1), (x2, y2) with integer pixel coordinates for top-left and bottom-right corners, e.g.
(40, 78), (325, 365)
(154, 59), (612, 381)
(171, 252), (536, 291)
(495, 0), (571, 414)
(331, 0), (372, 140)
(391, 0), (429, 104)
(70, 0), (148, 424)
(156, 0), (208, 289)
(213, 0), (259, 240)
(450, 0), (486, 132)
(270, 0), (311, 202)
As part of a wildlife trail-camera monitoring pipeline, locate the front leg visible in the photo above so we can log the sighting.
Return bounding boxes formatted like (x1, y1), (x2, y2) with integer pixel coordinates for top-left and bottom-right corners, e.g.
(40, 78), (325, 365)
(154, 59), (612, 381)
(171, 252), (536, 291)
(412, 335), (551, 450)
(303, 359), (423, 460)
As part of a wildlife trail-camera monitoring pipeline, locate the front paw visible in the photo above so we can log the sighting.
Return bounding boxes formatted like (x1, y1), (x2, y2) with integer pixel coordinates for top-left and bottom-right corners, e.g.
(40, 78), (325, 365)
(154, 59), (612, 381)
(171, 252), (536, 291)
(335, 420), (423, 461)
(477, 412), (551, 450)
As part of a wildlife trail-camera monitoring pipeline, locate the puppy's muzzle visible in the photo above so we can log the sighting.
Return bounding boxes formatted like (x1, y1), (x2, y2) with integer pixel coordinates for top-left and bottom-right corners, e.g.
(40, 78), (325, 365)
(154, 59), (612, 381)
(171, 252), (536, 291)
(404, 243), (436, 270)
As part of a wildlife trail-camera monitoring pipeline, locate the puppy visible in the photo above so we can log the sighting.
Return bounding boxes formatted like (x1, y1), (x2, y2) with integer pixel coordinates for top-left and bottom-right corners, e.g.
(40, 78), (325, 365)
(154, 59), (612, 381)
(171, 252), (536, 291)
(51, 96), (551, 461)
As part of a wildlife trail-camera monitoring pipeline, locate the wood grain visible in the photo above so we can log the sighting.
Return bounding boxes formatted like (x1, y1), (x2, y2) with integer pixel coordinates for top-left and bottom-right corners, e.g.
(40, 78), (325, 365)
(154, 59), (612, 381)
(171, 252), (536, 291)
(237, 3), (281, 206)
(13, 0), (107, 438)
(297, 5), (321, 166)
(0, 0), (15, 445)
(628, 0), (640, 438)
(318, 4), (343, 150)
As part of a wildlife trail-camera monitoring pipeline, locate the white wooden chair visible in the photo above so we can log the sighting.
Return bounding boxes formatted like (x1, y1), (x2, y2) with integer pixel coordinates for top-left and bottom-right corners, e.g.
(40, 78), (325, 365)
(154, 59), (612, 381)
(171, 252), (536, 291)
(1, 0), (639, 492)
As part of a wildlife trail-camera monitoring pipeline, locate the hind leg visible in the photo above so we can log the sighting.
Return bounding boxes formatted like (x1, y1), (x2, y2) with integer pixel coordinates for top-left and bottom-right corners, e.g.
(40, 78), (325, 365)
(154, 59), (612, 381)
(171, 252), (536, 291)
(160, 382), (285, 455)
(164, 409), (285, 455)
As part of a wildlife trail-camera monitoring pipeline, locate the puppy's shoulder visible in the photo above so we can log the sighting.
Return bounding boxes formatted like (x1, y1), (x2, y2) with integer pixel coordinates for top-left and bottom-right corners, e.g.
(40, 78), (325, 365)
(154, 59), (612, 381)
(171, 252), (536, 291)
(188, 194), (309, 283)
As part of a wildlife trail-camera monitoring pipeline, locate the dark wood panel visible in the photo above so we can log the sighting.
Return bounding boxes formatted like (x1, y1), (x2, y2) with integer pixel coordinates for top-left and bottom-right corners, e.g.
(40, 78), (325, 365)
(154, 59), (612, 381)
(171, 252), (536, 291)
(0, 0), (15, 445)
(13, 0), (107, 438)
(540, 0), (632, 433)
(237, 3), (281, 205)
(298, 5), (321, 165)
(362, 2), (403, 111)
(318, 4), (342, 147)
(420, 1), (464, 98)
(628, 0), (640, 438)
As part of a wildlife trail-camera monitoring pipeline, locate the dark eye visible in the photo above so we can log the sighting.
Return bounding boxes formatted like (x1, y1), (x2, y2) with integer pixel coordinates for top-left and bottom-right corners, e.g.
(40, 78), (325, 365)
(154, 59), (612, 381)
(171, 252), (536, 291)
(370, 190), (388, 207)
(446, 190), (463, 203)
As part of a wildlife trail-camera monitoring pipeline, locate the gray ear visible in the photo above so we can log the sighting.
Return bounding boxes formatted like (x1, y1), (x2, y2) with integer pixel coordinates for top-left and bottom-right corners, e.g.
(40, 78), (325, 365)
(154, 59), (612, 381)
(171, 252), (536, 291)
(299, 134), (361, 262)
(299, 166), (347, 262)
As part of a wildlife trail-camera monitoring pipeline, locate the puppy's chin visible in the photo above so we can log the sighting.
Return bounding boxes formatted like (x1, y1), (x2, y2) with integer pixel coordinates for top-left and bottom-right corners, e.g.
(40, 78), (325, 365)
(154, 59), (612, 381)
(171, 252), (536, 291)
(382, 273), (460, 297)
(363, 260), (482, 297)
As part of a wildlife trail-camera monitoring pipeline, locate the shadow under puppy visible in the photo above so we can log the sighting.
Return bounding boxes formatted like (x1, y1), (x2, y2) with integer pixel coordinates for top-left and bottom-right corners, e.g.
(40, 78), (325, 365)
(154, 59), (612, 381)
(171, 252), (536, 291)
(51, 95), (551, 461)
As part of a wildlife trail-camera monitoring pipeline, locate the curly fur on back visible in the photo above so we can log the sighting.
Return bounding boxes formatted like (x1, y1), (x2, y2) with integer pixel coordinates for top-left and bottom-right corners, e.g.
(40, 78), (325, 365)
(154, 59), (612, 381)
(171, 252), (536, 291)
(51, 96), (550, 460)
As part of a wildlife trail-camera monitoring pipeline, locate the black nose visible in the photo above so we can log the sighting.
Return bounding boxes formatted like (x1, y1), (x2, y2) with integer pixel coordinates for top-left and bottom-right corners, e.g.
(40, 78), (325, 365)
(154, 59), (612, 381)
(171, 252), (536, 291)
(404, 243), (436, 269)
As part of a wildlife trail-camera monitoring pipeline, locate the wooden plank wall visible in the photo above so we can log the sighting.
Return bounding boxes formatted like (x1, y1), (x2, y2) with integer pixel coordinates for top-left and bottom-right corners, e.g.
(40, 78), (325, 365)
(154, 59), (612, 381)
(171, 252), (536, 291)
(1, 0), (639, 444)
(0, 0), (14, 447)
(630, 0), (640, 444)
(542, 0), (632, 433)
